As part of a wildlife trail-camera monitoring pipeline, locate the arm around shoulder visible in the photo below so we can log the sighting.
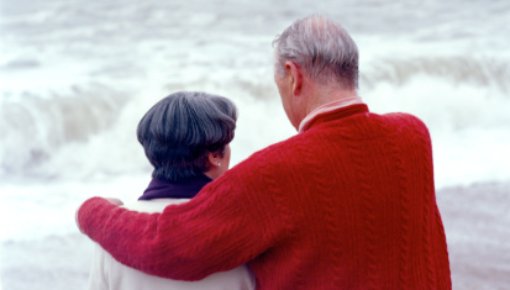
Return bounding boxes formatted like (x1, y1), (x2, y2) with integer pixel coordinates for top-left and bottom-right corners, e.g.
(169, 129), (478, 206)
(77, 154), (295, 280)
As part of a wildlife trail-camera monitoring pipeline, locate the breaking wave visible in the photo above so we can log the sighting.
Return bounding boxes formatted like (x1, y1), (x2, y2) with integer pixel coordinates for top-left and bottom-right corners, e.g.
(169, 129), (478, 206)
(362, 56), (510, 93)
(0, 84), (130, 178)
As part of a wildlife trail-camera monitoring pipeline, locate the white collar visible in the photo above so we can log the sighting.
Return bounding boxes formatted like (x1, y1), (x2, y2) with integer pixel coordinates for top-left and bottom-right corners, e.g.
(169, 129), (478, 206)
(298, 96), (363, 133)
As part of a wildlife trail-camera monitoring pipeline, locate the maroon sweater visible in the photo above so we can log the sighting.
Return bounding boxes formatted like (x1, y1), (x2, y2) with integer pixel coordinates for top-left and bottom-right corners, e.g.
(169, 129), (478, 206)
(78, 104), (451, 290)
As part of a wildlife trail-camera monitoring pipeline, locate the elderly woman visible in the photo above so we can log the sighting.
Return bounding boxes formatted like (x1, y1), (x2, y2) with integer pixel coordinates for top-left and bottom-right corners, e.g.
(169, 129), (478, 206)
(87, 91), (255, 290)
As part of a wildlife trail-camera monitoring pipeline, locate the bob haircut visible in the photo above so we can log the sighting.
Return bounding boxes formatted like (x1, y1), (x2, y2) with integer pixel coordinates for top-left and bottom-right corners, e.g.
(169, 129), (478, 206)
(137, 91), (237, 182)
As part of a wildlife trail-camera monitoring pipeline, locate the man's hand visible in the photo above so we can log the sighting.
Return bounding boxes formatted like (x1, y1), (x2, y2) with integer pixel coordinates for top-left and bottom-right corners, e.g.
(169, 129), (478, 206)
(75, 197), (123, 233)
(105, 197), (124, 206)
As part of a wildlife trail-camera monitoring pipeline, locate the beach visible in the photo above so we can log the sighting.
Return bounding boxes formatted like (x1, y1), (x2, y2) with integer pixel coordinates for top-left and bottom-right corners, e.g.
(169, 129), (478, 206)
(438, 182), (510, 289)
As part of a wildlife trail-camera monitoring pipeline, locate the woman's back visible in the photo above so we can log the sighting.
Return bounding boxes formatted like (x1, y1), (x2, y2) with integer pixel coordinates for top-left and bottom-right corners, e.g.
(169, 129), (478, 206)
(88, 198), (255, 290)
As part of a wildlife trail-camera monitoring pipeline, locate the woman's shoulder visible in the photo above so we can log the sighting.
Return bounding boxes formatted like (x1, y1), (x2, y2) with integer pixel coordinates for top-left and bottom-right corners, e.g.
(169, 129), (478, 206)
(92, 244), (255, 290)
(91, 198), (256, 290)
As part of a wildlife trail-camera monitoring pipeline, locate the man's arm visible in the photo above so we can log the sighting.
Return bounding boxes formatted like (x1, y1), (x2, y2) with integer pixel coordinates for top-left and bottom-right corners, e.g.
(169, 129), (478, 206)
(77, 156), (294, 280)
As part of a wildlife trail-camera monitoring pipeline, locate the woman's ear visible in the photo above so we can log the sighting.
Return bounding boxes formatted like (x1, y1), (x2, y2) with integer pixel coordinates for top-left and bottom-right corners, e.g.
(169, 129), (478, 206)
(208, 152), (221, 167)
(204, 152), (223, 180)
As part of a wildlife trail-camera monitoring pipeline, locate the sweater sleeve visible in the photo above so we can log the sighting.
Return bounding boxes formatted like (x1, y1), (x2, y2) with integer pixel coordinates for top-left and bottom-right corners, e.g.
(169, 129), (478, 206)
(77, 153), (294, 280)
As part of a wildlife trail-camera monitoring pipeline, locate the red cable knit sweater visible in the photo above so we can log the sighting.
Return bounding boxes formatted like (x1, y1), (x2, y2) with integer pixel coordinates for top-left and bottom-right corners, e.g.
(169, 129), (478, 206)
(78, 104), (451, 290)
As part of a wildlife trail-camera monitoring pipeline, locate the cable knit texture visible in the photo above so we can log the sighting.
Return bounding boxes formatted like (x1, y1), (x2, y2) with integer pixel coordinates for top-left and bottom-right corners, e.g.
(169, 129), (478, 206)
(78, 104), (451, 290)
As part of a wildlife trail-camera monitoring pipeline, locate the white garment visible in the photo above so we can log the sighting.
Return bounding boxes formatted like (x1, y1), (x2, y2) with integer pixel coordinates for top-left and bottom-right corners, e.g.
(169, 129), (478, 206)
(87, 198), (256, 290)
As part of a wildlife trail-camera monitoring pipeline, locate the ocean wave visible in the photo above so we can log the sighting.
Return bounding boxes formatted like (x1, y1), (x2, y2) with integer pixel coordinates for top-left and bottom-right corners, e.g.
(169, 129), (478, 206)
(1, 54), (509, 183)
(361, 56), (510, 94)
(0, 84), (129, 178)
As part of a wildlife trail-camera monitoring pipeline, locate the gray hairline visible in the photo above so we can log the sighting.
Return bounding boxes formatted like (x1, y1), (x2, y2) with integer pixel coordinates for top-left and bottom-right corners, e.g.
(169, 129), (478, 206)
(273, 15), (359, 88)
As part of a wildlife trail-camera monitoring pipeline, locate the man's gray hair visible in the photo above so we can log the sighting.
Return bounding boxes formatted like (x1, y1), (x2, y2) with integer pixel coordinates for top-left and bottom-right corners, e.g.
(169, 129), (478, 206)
(273, 15), (359, 88)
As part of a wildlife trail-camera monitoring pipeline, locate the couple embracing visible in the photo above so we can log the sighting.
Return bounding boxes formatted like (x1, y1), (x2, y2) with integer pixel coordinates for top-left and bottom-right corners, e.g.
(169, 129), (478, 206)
(77, 16), (452, 290)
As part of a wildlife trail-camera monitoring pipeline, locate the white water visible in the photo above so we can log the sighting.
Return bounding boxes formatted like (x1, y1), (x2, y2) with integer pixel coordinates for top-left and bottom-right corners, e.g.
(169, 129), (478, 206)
(1, 0), (509, 187)
(1, 0), (509, 289)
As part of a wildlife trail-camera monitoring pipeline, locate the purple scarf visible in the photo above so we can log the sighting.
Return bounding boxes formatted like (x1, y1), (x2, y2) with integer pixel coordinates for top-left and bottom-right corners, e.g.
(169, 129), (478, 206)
(139, 174), (212, 200)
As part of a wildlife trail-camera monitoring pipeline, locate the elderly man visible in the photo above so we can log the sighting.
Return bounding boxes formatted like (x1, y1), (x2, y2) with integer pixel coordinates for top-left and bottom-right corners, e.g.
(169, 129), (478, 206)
(77, 16), (451, 289)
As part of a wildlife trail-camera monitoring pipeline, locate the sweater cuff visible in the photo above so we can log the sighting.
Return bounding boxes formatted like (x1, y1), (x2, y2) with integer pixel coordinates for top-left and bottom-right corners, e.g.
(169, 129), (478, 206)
(77, 196), (115, 240)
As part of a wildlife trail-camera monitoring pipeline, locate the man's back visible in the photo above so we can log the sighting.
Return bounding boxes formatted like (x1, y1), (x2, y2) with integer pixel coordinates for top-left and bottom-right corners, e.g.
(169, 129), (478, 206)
(244, 104), (451, 289)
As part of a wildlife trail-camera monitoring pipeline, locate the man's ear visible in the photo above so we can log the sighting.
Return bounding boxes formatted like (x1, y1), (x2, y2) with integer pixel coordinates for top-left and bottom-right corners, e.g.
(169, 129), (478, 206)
(285, 61), (303, 96)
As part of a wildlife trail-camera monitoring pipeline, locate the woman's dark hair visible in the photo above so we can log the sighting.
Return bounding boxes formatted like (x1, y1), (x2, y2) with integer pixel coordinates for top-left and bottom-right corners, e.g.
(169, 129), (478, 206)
(137, 91), (237, 182)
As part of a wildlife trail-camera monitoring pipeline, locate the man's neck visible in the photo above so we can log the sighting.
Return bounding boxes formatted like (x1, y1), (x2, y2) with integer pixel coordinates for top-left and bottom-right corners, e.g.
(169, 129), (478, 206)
(298, 94), (363, 132)
(304, 87), (359, 119)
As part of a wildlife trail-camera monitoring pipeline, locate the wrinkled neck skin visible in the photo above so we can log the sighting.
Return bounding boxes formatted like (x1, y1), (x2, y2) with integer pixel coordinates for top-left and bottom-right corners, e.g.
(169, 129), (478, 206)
(295, 85), (359, 129)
